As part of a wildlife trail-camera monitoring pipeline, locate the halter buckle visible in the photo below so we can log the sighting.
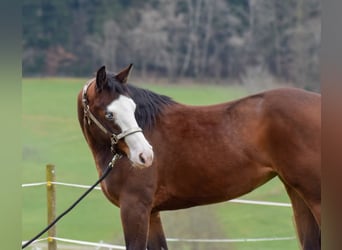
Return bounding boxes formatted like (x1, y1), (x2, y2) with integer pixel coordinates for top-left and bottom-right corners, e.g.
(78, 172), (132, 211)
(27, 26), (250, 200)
(109, 153), (122, 167)
(110, 134), (119, 153)
(111, 134), (119, 145)
(84, 105), (91, 125)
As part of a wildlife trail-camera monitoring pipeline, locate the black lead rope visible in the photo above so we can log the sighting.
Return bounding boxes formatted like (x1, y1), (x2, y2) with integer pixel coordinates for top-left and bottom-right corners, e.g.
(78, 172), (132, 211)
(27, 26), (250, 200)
(22, 154), (120, 249)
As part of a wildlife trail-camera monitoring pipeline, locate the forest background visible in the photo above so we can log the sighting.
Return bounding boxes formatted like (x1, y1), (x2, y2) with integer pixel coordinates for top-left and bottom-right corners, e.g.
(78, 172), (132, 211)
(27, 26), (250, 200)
(22, 0), (321, 91)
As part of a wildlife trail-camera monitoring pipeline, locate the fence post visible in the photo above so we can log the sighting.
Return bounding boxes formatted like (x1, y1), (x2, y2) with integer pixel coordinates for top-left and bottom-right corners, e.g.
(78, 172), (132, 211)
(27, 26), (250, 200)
(46, 164), (57, 250)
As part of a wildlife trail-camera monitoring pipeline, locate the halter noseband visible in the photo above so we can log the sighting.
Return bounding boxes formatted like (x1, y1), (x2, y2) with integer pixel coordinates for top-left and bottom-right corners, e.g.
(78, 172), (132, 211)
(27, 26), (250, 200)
(81, 79), (143, 150)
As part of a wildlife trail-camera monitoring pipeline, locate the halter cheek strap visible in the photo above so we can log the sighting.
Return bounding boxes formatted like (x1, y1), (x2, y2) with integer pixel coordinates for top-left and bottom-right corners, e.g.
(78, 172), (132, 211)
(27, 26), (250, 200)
(82, 79), (143, 148)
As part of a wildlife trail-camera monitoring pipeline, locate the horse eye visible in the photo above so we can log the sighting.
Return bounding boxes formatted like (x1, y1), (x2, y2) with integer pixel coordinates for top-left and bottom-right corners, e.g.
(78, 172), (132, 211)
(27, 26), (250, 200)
(105, 111), (114, 120)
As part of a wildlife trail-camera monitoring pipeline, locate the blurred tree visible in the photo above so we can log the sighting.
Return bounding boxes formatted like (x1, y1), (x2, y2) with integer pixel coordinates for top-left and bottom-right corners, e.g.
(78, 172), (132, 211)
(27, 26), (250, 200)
(22, 0), (320, 91)
(246, 0), (320, 90)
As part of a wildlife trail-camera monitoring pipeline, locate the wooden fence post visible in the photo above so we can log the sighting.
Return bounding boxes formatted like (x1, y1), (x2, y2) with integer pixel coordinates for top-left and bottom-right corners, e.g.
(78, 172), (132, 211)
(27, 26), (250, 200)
(46, 164), (57, 250)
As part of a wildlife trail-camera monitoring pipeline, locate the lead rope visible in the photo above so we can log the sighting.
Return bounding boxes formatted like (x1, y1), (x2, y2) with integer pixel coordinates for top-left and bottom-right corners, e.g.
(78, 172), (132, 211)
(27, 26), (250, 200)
(22, 153), (122, 249)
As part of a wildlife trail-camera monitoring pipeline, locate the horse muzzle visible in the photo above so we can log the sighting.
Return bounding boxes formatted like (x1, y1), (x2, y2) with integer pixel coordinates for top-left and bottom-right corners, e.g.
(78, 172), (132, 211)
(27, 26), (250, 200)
(130, 146), (154, 168)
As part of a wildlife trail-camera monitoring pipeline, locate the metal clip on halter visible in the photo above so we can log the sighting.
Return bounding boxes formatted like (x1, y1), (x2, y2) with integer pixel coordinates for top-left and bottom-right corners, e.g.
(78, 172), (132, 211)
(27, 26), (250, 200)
(83, 105), (91, 125)
(111, 134), (119, 145)
(110, 153), (122, 167)
(110, 135), (118, 153)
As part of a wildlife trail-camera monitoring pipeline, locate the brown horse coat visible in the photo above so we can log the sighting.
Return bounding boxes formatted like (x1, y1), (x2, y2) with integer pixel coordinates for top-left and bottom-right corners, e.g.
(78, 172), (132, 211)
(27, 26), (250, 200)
(77, 66), (321, 250)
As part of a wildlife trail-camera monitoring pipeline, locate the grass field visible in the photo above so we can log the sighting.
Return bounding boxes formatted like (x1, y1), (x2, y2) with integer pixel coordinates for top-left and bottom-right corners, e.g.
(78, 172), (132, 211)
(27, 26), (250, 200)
(22, 78), (298, 250)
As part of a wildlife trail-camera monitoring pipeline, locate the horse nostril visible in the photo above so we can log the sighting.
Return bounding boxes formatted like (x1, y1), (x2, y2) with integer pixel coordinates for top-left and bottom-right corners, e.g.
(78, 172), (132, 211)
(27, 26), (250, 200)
(139, 153), (146, 164)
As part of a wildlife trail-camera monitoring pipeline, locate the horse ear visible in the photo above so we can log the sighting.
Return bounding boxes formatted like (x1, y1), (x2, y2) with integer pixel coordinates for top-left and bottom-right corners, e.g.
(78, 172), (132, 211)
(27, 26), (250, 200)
(115, 64), (133, 84)
(96, 65), (107, 92)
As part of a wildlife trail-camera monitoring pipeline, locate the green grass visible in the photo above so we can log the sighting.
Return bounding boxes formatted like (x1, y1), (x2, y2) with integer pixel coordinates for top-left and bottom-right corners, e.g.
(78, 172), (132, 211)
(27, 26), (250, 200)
(22, 78), (297, 249)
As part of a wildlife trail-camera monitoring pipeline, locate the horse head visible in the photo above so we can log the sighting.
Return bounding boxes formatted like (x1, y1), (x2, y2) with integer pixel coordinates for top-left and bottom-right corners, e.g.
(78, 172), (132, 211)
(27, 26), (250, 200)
(81, 64), (154, 168)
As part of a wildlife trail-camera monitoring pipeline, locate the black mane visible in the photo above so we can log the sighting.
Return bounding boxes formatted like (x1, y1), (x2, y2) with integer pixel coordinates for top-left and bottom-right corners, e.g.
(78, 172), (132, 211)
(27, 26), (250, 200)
(107, 73), (176, 129)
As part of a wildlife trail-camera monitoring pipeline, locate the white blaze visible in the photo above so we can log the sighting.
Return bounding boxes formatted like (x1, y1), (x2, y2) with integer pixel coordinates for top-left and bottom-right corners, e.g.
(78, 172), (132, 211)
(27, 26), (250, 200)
(106, 95), (153, 168)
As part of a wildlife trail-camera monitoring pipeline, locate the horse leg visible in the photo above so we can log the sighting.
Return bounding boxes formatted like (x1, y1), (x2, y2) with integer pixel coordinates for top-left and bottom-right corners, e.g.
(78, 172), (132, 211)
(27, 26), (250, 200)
(284, 185), (321, 250)
(120, 199), (151, 250)
(147, 212), (168, 250)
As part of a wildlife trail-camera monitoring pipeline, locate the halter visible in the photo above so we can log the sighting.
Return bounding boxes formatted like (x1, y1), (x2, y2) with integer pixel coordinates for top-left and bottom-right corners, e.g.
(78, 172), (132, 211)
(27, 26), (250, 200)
(81, 79), (143, 151)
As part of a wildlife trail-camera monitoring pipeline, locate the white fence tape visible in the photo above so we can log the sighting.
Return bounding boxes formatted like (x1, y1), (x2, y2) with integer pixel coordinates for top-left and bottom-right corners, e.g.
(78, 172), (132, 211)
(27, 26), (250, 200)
(22, 236), (295, 249)
(229, 198), (291, 207)
(52, 237), (126, 249)
(166, 236), (296, 243)
(22, 181), (294, 247)
(22, 181), (291, 207)
(51, 181), (102, 190)
(21, 181), (102, 190)
(22, 182), (47, 187)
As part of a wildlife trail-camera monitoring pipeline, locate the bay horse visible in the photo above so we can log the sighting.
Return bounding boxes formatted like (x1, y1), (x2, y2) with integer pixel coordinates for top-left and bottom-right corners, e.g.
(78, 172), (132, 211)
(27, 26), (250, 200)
(77, 64), (321, 250)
